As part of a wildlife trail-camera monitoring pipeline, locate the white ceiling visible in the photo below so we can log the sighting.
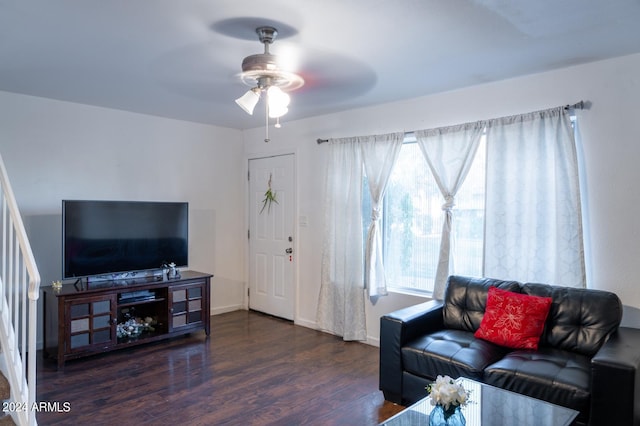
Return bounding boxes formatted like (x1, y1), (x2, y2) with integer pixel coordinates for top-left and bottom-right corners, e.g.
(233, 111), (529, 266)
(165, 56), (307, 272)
(2, 0), (640, 130)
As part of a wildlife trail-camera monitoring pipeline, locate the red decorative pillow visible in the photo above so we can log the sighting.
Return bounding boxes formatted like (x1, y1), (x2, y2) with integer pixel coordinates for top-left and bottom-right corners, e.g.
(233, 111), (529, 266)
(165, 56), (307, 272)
(474, 287), (552, 350)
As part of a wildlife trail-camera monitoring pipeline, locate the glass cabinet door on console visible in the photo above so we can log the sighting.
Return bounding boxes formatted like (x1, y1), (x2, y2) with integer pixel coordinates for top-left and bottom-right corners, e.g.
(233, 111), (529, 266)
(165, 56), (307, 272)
(169, 282), (205, 331)
(65, 294), (116, 353)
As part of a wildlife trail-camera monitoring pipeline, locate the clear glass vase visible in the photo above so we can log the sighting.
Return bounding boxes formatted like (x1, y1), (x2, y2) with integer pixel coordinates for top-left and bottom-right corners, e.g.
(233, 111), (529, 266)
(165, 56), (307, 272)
(429, 404), (465, 426)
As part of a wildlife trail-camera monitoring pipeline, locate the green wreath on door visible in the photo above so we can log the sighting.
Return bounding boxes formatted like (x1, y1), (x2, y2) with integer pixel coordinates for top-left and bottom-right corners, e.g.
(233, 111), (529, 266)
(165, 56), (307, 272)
(261, 173), (278, 214)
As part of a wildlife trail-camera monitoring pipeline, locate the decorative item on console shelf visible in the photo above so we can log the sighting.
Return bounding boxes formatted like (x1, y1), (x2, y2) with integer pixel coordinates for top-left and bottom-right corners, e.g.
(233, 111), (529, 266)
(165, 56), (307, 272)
(164, 262), (181, 280)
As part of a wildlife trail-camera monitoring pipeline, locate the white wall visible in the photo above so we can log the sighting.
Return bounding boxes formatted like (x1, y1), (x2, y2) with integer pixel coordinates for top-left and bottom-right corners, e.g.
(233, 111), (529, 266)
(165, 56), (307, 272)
(0, 91), (247, 349)
(3, 52), (639, 348)
(243, 52), (640, 344)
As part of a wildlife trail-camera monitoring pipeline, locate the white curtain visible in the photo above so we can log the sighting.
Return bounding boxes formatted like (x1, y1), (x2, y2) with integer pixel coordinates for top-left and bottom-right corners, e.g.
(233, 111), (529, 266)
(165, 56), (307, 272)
(484, 107), (586, 287)
(361, 132), (404, 300)
(415, 123), (484, 299)
(316, 138), (366, 341)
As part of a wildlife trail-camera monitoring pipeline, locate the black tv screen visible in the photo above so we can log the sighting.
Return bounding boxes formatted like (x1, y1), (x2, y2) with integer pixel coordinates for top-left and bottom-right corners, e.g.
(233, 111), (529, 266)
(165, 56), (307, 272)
(62, 200), (188, 279)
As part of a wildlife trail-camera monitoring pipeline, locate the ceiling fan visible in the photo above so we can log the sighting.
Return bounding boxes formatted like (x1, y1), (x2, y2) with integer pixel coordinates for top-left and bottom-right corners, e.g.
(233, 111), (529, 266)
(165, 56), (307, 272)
(235, 26), (304, 136)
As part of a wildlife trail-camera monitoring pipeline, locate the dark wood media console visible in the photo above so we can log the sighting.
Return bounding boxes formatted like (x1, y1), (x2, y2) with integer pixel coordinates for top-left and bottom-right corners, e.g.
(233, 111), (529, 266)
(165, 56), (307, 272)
(42, 270), (212, 369)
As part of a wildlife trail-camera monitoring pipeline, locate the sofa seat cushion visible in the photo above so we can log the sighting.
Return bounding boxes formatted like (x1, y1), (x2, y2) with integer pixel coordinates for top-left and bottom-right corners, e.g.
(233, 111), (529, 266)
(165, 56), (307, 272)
(483, 347), (591, 424)
(402, 329), (510, 381)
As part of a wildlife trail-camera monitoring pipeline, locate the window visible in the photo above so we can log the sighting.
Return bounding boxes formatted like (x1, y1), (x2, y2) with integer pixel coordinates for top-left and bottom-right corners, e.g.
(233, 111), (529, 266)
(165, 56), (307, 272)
(365, 135), (486, 294)
(359, 109), (583, 296)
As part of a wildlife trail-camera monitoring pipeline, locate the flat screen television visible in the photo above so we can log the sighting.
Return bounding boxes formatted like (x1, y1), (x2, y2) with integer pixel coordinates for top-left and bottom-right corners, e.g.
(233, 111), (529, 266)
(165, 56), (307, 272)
(62, 200), (188, 279)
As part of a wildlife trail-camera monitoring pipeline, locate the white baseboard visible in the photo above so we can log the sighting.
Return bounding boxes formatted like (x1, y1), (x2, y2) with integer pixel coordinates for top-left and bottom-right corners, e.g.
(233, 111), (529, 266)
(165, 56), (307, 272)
(293, 316), (379, 348)
(294, 317), (318, 330)
(211, 304), (244, 316)
(366, 336), (380, 347)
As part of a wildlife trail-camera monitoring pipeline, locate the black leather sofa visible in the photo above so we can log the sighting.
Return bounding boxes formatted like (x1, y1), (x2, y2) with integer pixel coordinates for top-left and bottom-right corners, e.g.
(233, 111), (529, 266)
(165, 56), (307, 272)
(379, 275), (640, 426)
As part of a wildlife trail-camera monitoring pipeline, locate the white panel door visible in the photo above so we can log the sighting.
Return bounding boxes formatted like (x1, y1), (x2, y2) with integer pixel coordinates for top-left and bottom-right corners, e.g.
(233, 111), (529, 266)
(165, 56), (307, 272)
(248, 154), (295, 320)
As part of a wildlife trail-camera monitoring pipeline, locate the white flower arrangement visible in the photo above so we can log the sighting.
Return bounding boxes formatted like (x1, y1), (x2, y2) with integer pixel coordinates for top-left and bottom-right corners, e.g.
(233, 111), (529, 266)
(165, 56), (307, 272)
(116, 316), (156, 339)
(426, 375), (471, 411)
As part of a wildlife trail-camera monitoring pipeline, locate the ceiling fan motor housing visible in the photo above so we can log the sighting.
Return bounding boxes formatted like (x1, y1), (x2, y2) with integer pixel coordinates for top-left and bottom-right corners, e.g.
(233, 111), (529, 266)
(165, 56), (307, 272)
(241, 53), (279, 73)
(237, 26), (304, 91)
(241, 26), (280, 73)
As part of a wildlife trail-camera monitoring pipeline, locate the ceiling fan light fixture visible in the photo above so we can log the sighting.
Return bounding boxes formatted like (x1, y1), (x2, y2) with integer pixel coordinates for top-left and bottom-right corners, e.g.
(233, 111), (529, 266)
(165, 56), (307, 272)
(269, 106), (288, 119)
(235, 26), (304, 140)
(235, 88), (261, 115)
(267, 86), (290, 118)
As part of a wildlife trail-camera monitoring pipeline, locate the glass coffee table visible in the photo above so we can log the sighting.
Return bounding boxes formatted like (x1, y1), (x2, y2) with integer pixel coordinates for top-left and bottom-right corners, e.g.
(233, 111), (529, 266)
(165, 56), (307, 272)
(381, 378), (578, 426)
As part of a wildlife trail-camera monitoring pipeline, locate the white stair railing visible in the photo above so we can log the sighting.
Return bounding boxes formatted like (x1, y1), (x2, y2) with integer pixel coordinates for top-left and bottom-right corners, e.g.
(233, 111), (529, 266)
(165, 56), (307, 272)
(0, 152), (40, 426)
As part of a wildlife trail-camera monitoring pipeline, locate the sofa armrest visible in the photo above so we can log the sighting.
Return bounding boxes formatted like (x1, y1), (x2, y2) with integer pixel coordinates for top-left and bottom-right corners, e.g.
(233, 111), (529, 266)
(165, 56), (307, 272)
(379, 300), (444, 403)
(590, 326), (640, 426)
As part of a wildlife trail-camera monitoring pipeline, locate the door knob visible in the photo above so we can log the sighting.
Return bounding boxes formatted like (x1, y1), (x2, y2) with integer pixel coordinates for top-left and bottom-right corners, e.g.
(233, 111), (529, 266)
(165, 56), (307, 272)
(285, 248), (293, 254)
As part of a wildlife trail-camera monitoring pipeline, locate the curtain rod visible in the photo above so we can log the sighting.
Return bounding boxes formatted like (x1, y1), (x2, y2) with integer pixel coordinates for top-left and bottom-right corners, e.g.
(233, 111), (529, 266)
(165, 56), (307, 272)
(316, 100), (587, 145)
(564, 100), (585, 111)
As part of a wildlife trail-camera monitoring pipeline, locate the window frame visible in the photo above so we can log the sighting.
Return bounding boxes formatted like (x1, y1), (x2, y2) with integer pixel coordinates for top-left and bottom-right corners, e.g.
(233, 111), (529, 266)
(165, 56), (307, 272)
(374, 134), (487, 296)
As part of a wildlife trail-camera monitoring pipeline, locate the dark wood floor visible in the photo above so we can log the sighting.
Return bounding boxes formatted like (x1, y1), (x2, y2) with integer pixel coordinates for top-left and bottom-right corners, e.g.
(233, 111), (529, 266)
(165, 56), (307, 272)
(37, 310), (405, 425)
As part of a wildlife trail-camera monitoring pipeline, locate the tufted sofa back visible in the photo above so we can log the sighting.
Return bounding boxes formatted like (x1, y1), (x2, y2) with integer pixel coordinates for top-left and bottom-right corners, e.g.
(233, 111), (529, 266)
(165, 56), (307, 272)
(442, 275), (521, 331)
(442, 275), (622, 357)
(522, 283), (622, 356)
